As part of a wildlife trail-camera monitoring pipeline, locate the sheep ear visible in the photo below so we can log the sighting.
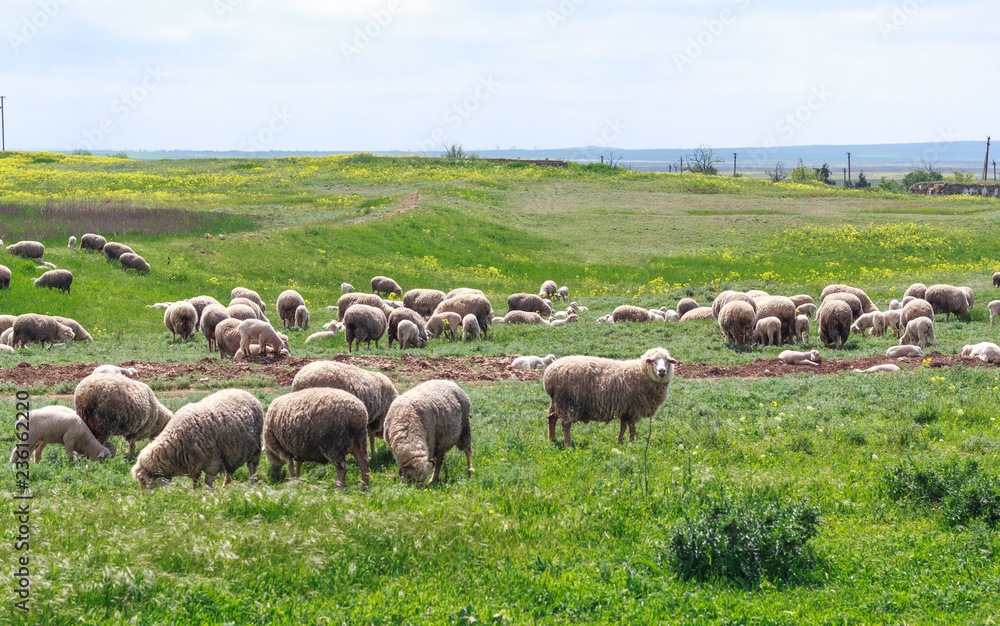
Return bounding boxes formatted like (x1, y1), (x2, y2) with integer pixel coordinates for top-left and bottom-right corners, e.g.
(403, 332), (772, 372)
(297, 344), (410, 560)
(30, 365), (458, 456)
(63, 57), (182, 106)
(668, 357), (680, 365)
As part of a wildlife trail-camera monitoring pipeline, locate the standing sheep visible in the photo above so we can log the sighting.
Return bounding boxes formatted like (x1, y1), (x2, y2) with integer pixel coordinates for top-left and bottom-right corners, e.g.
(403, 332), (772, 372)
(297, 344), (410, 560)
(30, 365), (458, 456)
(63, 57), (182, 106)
(277, 289), (306, 328)
(820, 284), (878, 314)
(542, 347), (678, 448)
(164, 301), (198, 342)
(80, 233), (107, 251)
(900, 317), (936, 350)
(403, 288), (448, 317)
(199, 304), (230, 351)
(676, 298), (699, 317)
(337, 292), (394, 321)
(9, 405), (114, 464)
(711, 291), (756, 319)
(754, 295), (797, 344)
(960, 286), (975, 307)
(294, 305), (310, 330)
(341, 282), (355, 293)
(539, 280), (558, 299)
(462, 314), (481, 341)
(263, 388), (370, 487)
(817, 299), (852, 349)
(214, 318), (244, 359)
(753, 316), (781, 346)
(904, 283), (927, 300)
(237, 319), (290, 359)
(504, 310), (546, 324)
(447, 287), (486, 299)
(885, 309), (903, 338)
(989, 300), (1000, 326)
(612, 305), (651, 323)
(433, 293), (492, 339)
(103, 242), (135, 261)
(924, 284), (969, 320)
(343, 304), (388, 352)
(371, 275), (403, 298)
(33, 269), (73, 294)
(6, 241), (45, 259)
(821, 292), (863, 321)
(788, 294), (813, 307)
(227, 303), (259, 322)
(52, 316), (92, 342)
(901, 298), (934, 327)
(387, 307), (427, 348)
(851, 311), (887, 337)
(10, 314), (75, 349)
(131, 389), (263, 489)
(0, 264), (9, 289)
(397, 319), (427, 349)
(231, 287), (266, 312)
(508, 293), (554, 316)
(188, 295), (223, 327)
(796, 303), (818, 318)
(426, 312), (462, 340)
(556, 286), (569, 301)
(384, 379), (473, 484)
(718, 301), (756, 348)
(119, 252), (150, 274)
(75, 373), (173, 456)
(794, 314), (810, 344)
(68, 235), (77, 249)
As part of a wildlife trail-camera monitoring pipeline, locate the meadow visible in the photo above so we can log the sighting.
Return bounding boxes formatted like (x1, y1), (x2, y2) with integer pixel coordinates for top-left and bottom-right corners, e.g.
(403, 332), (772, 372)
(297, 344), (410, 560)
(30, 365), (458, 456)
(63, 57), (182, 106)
(2, 151), (1000, 624)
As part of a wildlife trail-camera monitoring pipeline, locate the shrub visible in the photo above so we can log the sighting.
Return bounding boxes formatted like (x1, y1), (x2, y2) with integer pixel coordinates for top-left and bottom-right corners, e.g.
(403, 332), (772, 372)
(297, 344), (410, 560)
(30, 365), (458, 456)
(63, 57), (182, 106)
(901, 169), (943, 188)
(882, 459), (1000, 528)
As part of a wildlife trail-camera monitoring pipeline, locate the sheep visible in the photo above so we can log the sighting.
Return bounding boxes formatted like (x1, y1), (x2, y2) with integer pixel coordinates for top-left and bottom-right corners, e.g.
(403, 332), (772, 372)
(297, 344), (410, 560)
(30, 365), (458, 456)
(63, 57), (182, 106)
(9, 405), (114, 464)
(886, 345), (922, 358)
(663, 310), (681, 322)
(214, 318), (244, 359)
(305, 331), (339, 343)
(199, 303), (230, 351)
(0, 264), (9, 289)
(52, 316), (93, 342)
(433, 293), (492, 339)
(426, 312), (462, 340)
(277, 289), (306, 328)
(291, 360), (399, 458)
(539, 280), (558, 299)
(0, 314), (15, 335)
(746, 290), (770, 299)
(462, 313), (481, 341)
(387, 307), (427, 348)
(6, 240), (44, 259)
(569, 301), (588, 312)
(10, 314), (75, 349)
(794, 314), (810, 344)
(821, 292), (863, 321)
(132, 389), (263, 489)
(718, 301), (756, 348)
(103, 241), (134, 261)
(899, 317), (936, 350)
(820, 284), (878, 314)
(788, 294), (813, 307)
(924, 284), (969, 320)
(231, 287), (266, 312)
(323, 319), (344, 332)
(680, 306), (714, 321)
(0, 328), (12, 346)
(119, 252), (150, 274)
(146, 302), (173, 309)
(901, 295), (916, 307)
(543, 347), (677, 448)
(711, 291), (756, 319)
(343, 304), (387, 352)
(75, 373), (173, 456)
(796, 303), (817, 318)
(817, 299), (852, 349)
(446, 287), (486, 299)
(994, 272), (1000, 288)
(884, 309), (903, 338)
(508, 293), (554, 317)
(337, 292), (394, 321)
(961, 342), (1000, 364)
(384, 379), (472, 484)
(294, 304), (309, 330)
(989, 300), (1000, 326)
(901, 298), (934, 327)
(511, 354), (558, 370)
(227, 303), (259, 322)
(676, 298), (699, 317)
(371, 275), (403, 298)
(777, 350), (821, 366)
(492, 316), (505, 325)
(397, 319), (427, 349)
(191, 296), (225, 322)
(556, 286), (569, 301)
(37, 261), (56, 270)
(851, 311), (886, 337)
(33, 269), (73, 294)
(341, 282), (354, 293)
(960, 286), (975, 307)
(93, 364), (138, 376)
(754, 296), (797, 343)
(888, 299), (901, 310)
(382, 299), (403, 310)
(549, 313), (579, 327)
(68, 235), (77, 249)
(753, 316), (781, 346)
(505, 310), (546, 324)
(237, 319), (289, 359)
(647, 310), (665, 322)
(164, 301), (198, 342)
(612, 305), (651, 323)
(402, 288), (447, 317)
(80, 233), (107, 251)
(853, 364), (901, 374)
(904, 283), (927, 300)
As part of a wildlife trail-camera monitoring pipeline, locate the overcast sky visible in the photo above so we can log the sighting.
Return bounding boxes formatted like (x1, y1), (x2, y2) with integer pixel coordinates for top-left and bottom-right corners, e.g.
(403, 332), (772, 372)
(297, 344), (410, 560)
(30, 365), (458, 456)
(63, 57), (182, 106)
(1, 0), (995, 153)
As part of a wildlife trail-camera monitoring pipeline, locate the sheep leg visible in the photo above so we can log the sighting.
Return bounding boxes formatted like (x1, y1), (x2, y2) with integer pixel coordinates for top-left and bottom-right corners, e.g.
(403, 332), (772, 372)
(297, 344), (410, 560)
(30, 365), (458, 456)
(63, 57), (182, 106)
(547, 405), (558, 440)
(351, 445), (370, 487)
(617, 419), (628, 444)
(562, 420), (574, 448)
(463, 447), (474, 476)
(335, 463), (347, 489)
(222, 473), (233, 487)
(247, 459), (258, 484)
(33, 443), (46, 463)
(431, 453), (445, 482)
(286, 459), (295, 478)
(628, 420), (637, 442)
(369, 434), (376, 459)
(128, 439), (136, 457)
(294, 460), (303, 478)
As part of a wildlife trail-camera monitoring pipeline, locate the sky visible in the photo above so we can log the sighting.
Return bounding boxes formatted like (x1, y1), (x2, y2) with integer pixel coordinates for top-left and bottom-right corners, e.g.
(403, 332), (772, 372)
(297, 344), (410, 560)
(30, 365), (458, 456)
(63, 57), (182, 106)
(1, 0), (996, 153)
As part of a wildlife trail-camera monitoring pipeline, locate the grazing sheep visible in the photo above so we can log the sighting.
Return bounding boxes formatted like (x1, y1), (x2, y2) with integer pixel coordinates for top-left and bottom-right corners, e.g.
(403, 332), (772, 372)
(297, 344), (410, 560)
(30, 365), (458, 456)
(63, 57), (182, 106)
(676, 298), (699, 317)
(52, 316), (92, 342)
(294, 304), (309, 330)
(75, 373), (173, 456)
(989, 300), (1000, 326)
(718, 301), (756, 348)
(132, 389), (263, 489)
(187, 295), (222, 326)
(214, 318), (244, 359)
(276, 289), (306, 328)
(6, 240), (44, 259)
(119, 252), (150, 274)
(33, 269), (73, 294)
(0, 315), (13, 335)
(337, 292), (394, 321)
(612, 305), (651, 323)
(994, 273), (1000, 288)
(794, 314), (810, 344)
(904, 283), (927, 300)
(387, 308), (427, 348)
(853, 364), (901, 374)
(556, 286), (569, 301)
(788, 294), (814, 307)
(504, 310), (546, 324)
(539, 280), (558, 299)
(711, 291), (756, 319)
(371, 275), (403, 298)
(817, 299), (852, 349)
(462, 314), (481, 341)
(103, 241), (134, 261)
(384, 379), (473, 484)
(264, 388), (370, 487)
(753, 316), (781, 346)
(403, 288), (448, 317)
(433, 293), (492, 339)
(901, 296), (915, 307)
(164, 301), (198, 342)
(884, 309), (903, 338)
(93, 364), (138, 376)
(746, 290), (770, 299)
(231, 287), (266, 312)
(10, 314), (75, 349)
(343, 304), (388, 352)
(820, 284), (878, 314)
(382, 299), (403, 310)
(341, 282), (355, 293)
(0, 264), (9, 289)
(511, 354), (558, 370)
(543, 347), (678, 448)
(886, 345), (922, 358)
(238, 319), (289, 359)
(778, 350), (822, 366)
(68, 235), (77, 249)
(227, 303), (259, 322)
(961, 342), (1000, 364)
(901, 298), (934, 328)
(960, 286), (975, 307)
(796, 303), (817, 318)
(9, 405), (114, 464)
(397, 319), (426, 349)
(508, 293), (554, 317)
(446, 287), (486, 299)
(924, 284), (969, 320)
(80, 233), (107, 251)
(305, 331), (339, 343)
(821, 292), (863, 321)
(680, 306), (714, 321)
(899, 317), (936, 350)
(754, 296), (797, 344)
(199, 304), (230, 351)
(426, 312), (462, 340)
(851, 311), (886, 337)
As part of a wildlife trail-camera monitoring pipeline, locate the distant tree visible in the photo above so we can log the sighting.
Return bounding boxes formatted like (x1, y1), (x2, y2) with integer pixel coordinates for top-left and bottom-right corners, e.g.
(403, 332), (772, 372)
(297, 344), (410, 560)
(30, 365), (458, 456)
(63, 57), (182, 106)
(901, 168), (943, 188)
(878, 177), (907, 193)
(71, 148), (92, 156)
(855, 171), (871, 189)
(949, 169), (977, 183)
(443, 143), (474, 160)
(110, 151), (129, 159)
(766, 162), (788, 183)
(789, 158), (815, 183)
(687, 144), (722, 175)
(813, 163), (834, 185)
(601, 151), (623, 167)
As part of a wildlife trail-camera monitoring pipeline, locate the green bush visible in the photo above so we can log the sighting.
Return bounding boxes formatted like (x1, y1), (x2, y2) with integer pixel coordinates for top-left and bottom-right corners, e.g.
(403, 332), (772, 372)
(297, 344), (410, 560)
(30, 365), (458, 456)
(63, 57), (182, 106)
(883, 459), (1000, 527)
(901, 169), (944, 188)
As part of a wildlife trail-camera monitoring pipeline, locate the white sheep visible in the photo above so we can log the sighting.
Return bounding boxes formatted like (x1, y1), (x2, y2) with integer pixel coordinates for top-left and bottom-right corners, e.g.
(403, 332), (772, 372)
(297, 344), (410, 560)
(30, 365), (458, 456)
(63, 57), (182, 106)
(885, 309), (903, 338)
(230, 287), (266, 312)
(853, 364), (901, 373)
(556, 286), (569, 301)
(426, 312), (462, 340)
(989, 300), (1000, 326)
(549, 313), (579, 327)
(146, 302), (173, 309)
(888, 299), (901, 310)
(753, 316), (781, 346)
(510, 354), (557, 370)
(294, 304), (310, 330)
(343, 304), (388, 352)
(276, 290), (306, 328)
(886, 345), (922, 358)
(778, 350), (822, 366)
(341, 282), (355, 293)
(93, 365), (138, 377)
(305, 331), (339, 343)
(68, 235), (77, 249)
(237, 319), (289, 359)
(75, 373), (173, 456)
(164, 301), (198, 342)
(796, 303), (817, 318)
(10, 314), (75, 348)
(851, 311), (886, 337)
(397, 319), (427, 349)
(462, 313), (481, 341)
(33, 269), (73, 294)
(900, 317), (936, 350)
(794, 314), (810, 344)
(961, 342), (1000, 364)
(9, 405), (115, 464)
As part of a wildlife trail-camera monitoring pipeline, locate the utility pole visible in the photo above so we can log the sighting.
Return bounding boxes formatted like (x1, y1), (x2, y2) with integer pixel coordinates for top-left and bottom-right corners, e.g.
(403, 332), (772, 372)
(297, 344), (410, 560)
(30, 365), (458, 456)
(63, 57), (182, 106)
(843, 168), (847, 186)
(846, 152), (851, 188)
(1, 96), (5, 152)
(733, 152), (737, 176)
(679, 156), (684, 173)
(993, 159), (997, 181)
(983, 136), (991, 181)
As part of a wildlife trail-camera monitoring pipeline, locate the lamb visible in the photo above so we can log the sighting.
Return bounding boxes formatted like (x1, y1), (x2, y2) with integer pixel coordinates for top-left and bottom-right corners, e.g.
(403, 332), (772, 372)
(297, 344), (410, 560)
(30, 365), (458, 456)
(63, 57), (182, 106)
(397, 319), (427, 349)
(680, 306), (715, 321)
(539, 280), (558, 299)
(994, 272), (1000, 288)
(754, 296), (797, 343)
(33, 269), (73, 294)
(341, 282), (354, 293)
(68, 235), (77, 249)
(199, 303), (230, 351)
(596, 314), (613, 323)
(6, 240), (44, 259)
(343, 303), (388, 352)
(853, 364), (901, 374)
(794, 314), (810, 344)
(383, 379), (473, 484)
(612, 305), (651, 323)
(387, 307), (427, 348)
(924, 284), (969, 320)
(37, 261), (57, 270)
(402, 288), (447, 317)
(52, 316), (92, 342)
(556, 286), (569, 301)
(119, 252), (150, 274)
(132, 389), (263, 489)
(960, 286), (975, 307)
(231, 287), (266, 312)
(647, 310), (665, 322)
(1, 328), (12, 346)
(227, 303), (259, 322)
(164, 301), (198, 342)
(820, 284), (878, 313)
(9, 405), (115, 464)
(305, 330), (338, 343)
(505, 310), (547, 324)
(231, 296), (267, 319)
(884, 309), (903, 338)
(718, 301), (756, 348)
(549, 313), (579, 327)
(796, 302), (817, 318)
(426, 312), (462, 340)
(292, 360), (398, 455)
(851, 311), (886, 337)
(102, 241), (135, 261)
(462, 313), (481, 341)
(663, 310), (681, 322)
(371, 275), (403, 298)
(542, 347), (678, 448)
(821, 292), (863, 321)
(93, 364), (138, 376)
(511, 354), (557, 370)
(10, 314), (75, 348)
(508, 293), (554, 317)
(778, 350), (822, 366)
(753, 316), (781, 346)
(277, 289), (306, 328)
(264, 387), (370, 487)
(75, 373), (173, 456)
(788, 294), (814, 307)
(711, 291), (756, 319)
(337, 292), (394, 321)
(238, 319), (290, 359)
(888, 299), (901, 310)
(676, 298), (699, 317)
(900, 298), (934, 327)
(492, 316), (505, 325)
(989, 300), (1000, 326)
(817, 299), (852, 349)
(433, 293), (492, 339)
(79, 233), (107, 251)
(146, 302), (173, 309)
(961, 342), (1000, 364)
(0, 264), (9, 289)
(294, 304), (309, 330)
(214, 318), (244, 358)
(899, 317), (936, 350)
(886, 345), (922, 358)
